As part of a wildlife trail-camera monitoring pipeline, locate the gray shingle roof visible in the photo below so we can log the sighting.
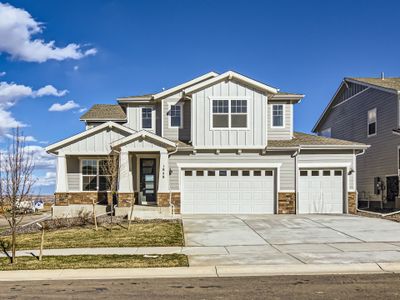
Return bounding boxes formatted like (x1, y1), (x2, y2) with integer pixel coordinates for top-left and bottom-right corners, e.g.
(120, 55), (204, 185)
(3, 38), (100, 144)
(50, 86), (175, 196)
(347, 77), (400, 92)
(268, 132), (367, 149)
(80, 104), (126, 120)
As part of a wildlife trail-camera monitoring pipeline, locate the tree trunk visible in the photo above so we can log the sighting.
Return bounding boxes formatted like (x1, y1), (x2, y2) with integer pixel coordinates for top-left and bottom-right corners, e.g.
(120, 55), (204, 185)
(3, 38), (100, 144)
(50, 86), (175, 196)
(11, 228), (16, 264)
(39, 227), (45, 261)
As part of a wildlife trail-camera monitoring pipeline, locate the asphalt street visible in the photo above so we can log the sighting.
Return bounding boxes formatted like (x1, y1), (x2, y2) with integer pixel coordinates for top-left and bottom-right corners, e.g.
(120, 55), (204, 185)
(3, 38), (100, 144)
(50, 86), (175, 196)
(1, 274), (400, 299)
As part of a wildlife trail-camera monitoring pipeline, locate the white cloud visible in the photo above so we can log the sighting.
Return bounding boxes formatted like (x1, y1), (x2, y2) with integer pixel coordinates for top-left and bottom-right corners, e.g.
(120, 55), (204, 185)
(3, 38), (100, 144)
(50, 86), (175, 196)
(36, 171), (56, 187)
(34, 85), (68, 97)
(73, 65), (79, 71)
(0, 109), (25, 135)
(24, 145), (56, 170)
(78, 107), (87, 113)
(5, 133), (36, 142)
(49, 100), (80, 112)
(0, 71), (5, 77)
(0, 3), (97, 63)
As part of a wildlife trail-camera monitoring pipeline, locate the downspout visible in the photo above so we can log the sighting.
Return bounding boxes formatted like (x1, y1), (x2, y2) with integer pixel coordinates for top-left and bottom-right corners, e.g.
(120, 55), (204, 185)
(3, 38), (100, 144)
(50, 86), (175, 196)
(167, 146), (179, 216)
(354, 148), (366, 211)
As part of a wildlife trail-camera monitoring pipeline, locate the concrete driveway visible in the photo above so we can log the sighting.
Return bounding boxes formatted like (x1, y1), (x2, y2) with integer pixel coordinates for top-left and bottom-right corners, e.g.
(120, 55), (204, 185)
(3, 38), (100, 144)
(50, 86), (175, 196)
(182, 214), (400, 266)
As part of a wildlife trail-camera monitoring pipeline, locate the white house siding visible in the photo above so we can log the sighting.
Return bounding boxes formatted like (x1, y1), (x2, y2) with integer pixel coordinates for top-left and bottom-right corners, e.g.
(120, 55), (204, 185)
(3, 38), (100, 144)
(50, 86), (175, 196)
(162, 96), (191, 141)
(191, 80), (267, 148)
(267, 101), (293, 140)
(125, 104), (160, 135)
(317, 88), (400, 201)
(168, 151), (295, 191)
(59, 127), (131, 155)
(297, 150), (356, 191)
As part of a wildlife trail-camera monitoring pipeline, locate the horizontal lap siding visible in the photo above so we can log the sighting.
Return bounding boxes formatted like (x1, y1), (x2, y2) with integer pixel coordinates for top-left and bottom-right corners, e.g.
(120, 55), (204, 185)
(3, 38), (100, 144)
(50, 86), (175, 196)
(169, 151), (295, 191)
(318, 88), (399, 200)
(192, 80), (266, 148)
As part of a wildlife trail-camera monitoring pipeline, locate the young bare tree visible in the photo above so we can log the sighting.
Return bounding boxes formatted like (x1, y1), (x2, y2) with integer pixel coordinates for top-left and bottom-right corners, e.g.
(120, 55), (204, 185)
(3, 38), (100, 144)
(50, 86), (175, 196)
(0, 128), (36, 264)
(100, 149), (119, 230)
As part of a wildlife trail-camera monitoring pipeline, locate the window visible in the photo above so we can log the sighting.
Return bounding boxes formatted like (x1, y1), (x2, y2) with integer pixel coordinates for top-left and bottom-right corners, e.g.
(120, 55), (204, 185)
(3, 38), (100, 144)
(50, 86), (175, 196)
(254, 170), (262, 176)
(272, 104), (284, 127)
(82, 159), (111, 191)
(142, 107), (153, 129)
(368, 108), (377, 136)
(184, 170), (193, 176)
(231, 100), (247, 128)
(208, 170), (215, 176)
(320, 128), (332, 138)
(196, 170), (204, 176)
(265, 170), (273, 176)
(219, 170), (227, 176)
(242, 170), (250, 176)
(231, 170), (239, 176)
(212, 100), (229, 128)
(323, 170), (331, 176)
(300, 170), (308, 176)
(311, 170), (319, 176)
(170, 104), (182, 128)
(334, 170), (342, 176)
(211, 99), (248, 129)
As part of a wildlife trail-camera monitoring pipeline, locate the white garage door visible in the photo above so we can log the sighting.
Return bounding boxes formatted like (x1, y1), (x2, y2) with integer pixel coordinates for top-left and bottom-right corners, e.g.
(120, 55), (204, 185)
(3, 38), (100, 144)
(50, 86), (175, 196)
(181, 169), (275, 214)
(298, 169), (344, 214)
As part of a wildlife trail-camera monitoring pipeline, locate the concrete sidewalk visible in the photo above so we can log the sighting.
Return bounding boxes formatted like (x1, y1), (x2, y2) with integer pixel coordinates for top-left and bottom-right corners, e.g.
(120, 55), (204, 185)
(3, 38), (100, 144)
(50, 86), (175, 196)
(0, 262), (400, 281)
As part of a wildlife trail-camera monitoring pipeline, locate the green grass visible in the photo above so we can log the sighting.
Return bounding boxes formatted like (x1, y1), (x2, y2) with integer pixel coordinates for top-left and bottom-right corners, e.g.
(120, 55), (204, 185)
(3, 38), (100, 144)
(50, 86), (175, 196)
(0, 254), (188, 270)
(0, 221), (184, 250)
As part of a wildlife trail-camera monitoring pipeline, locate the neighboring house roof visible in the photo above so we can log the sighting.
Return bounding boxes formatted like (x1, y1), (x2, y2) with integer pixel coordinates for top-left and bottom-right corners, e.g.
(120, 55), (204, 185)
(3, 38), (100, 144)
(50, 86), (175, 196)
(184, 70), (279, 95)
(80, 104), (126, 121)
(45, 121), (135, 154)
(347, 77), (400, 92)
(117, 72), (218, 102)
(267, 132), (368, 150)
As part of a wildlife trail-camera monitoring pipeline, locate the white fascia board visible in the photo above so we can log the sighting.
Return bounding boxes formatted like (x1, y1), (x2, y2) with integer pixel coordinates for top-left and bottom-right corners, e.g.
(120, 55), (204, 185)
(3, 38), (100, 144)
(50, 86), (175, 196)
(193, 145), (266, 150)
(269, 94), (305, 102)
(184, 71), (279, 95)
(152, 72), (219, 100)
(111, 130), (176, 148)
(177, 162), (282, 169)
(45, 122), (135, 154)
(299, 144), (370, 150)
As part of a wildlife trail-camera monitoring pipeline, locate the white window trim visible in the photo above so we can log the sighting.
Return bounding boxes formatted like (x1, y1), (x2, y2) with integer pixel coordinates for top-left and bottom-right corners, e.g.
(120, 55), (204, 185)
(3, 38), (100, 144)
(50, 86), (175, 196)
(168, 102), (184, 129)
(139, 106), (156, 131)
(79, 158), (111, 192)
(271, 104), (285, 128)
(209, 97), (250, 130)
(367, 107), (377, 137)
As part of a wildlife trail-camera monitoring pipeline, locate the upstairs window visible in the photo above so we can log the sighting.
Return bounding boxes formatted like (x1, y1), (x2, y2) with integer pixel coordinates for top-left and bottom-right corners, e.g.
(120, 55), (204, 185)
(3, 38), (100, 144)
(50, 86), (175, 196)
(142, 107), (153, 129)
(231, 100), (247, 128)
(212, 100), (229, 128)
(272, 104), (284, 127)
(368, 108), (377, 136)
(169, 104), (182, 128)
(211, 99), (248, 129)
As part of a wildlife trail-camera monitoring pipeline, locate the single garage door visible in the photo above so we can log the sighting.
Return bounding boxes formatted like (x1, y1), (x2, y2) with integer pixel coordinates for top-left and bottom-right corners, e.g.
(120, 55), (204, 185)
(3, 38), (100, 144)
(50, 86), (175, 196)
(181, 169), (275, 214)
(298, 169), (344, 214)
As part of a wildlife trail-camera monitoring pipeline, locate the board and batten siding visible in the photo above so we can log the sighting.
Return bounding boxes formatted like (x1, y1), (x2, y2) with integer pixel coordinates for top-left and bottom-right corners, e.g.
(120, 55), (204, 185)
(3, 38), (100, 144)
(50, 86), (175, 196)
(297, 150), (356, 191)
(168, 151), (295, 191)
(125, 104), (161, 135)
(59, 127), (131, 154)
(191, 80), (267, 148)
(267, 101), (293, 140)
(162, 97), (191, 141)
(317, 87), (400, 200)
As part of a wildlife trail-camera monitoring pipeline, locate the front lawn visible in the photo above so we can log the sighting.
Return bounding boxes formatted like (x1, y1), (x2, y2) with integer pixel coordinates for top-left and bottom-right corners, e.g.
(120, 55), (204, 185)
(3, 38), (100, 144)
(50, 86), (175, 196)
(0, 254), (188, 270)
(0, 221), (184, 250)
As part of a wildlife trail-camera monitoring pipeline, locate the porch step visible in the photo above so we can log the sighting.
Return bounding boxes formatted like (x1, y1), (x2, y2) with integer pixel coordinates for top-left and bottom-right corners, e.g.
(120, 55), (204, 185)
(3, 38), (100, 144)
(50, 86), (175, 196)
(115, 205), (179, 220)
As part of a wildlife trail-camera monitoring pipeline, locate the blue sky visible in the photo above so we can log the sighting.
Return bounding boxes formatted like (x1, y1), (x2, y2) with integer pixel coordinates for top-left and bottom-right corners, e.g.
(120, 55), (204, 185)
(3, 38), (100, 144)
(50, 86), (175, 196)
(1, 0), (400, 194)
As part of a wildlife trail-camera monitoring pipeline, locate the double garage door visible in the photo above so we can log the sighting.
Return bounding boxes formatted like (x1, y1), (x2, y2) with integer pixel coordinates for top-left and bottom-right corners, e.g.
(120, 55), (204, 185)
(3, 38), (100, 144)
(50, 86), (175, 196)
(298, 169), (344, 214)
(181, 169), (275, 214)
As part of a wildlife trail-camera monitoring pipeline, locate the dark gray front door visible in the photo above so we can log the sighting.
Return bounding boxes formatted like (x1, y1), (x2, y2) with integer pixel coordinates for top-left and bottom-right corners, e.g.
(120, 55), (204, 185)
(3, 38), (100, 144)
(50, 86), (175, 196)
(139, 158), (156, 203)
(386, 176), (399, 202)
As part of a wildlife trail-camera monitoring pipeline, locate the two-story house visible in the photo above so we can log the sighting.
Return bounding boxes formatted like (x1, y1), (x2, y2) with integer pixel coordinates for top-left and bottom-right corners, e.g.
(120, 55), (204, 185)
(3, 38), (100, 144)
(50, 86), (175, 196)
(46, 71), (367, 217)
(313, 76), (400, 209)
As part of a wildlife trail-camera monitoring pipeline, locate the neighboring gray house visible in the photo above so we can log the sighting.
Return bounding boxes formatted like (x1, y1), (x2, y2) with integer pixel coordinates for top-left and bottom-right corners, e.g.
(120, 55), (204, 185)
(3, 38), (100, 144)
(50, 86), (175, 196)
(313, 76), (400, 208)
(46, 71), (367, 217)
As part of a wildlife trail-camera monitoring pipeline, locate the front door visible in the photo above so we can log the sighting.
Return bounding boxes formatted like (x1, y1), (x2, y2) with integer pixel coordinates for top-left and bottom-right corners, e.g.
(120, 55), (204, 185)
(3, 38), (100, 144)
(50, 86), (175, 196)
(139, 158), (157, 204)
(386, 176), (399, 202)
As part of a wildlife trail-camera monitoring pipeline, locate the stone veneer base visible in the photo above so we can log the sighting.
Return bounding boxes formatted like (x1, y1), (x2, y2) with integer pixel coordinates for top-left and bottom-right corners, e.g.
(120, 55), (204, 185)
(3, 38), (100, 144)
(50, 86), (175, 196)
(278, 192), (296, 214)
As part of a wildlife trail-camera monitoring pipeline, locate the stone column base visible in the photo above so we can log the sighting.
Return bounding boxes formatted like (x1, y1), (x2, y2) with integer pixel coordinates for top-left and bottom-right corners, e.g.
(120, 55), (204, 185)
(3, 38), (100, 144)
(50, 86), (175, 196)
(54, 192), (99, 206)
(348, 191), (357, 214)
(157, 192), (181, 214)
(278, 192), (296, 214)
(117, 193), (136, 207)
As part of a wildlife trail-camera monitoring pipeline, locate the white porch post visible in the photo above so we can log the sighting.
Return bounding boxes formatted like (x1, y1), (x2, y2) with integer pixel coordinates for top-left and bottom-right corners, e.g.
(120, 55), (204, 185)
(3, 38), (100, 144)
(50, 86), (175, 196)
(118, 151), (133, 192)
(55, 153), (67, 193)
(158, 150), (170, 193)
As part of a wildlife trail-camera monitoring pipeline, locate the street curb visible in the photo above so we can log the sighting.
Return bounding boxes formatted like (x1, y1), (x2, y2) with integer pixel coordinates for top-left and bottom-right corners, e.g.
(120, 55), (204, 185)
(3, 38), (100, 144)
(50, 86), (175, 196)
(0, 263), (399, 281)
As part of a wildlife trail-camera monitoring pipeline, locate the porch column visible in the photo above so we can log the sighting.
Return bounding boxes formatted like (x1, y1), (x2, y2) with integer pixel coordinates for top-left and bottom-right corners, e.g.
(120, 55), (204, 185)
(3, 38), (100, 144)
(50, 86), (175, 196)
(118, 151), (133, 192)
(158, 150), (170, 193)
(55, 153), (67, 193)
